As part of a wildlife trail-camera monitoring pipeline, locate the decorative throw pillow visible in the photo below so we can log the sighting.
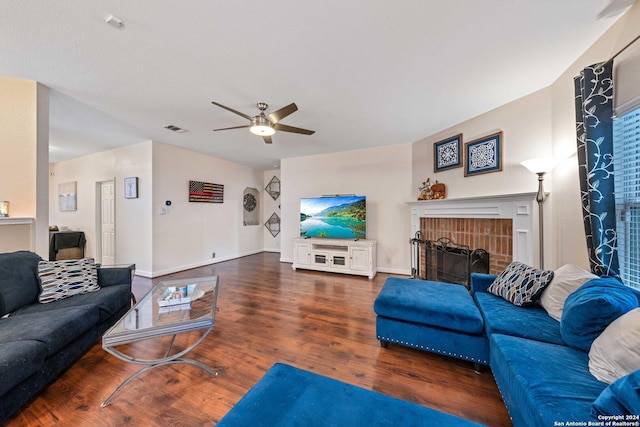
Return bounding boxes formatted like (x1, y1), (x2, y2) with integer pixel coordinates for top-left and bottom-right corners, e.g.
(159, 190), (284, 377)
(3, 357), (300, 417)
(591, 369), (640, 417)
(589, 308), (640, 384)
(487, 261), (554, 306)
(560, 277), (639, 352)
(38, 258), (100, 304)
(540, 264), (598, 321)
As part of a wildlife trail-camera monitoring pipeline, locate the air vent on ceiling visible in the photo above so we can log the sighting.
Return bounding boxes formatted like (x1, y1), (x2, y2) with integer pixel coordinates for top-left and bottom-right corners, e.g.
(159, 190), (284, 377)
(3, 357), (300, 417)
(163, 125), (187, 133)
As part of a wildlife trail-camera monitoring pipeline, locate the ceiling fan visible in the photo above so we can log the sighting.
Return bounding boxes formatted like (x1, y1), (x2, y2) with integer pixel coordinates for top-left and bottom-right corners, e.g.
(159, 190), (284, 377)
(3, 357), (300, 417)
(211, 101), (315, 144)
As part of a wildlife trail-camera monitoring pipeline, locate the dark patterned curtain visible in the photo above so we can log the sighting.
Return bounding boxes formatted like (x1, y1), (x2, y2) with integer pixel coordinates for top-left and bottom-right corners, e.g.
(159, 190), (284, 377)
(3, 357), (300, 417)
(573, 60), (620, 277)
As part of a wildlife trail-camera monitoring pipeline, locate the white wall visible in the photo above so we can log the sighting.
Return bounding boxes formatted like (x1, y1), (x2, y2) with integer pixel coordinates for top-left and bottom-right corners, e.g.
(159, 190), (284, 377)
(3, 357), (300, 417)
(0, 77), (38, 218)
(0, 77), (49, 256)
(549, 1), (640, 269)
(38, 2), (640, 277)
(405, 2), (640, 271)
(49, 141), (153, 272)
(280, 144), (413, 274)
(150, 142), (265, 276)
(411, 88), (553, 199)
(263, 169), (281, 252)
(50, 140), (266, 277)
(411, 87), (556, 268)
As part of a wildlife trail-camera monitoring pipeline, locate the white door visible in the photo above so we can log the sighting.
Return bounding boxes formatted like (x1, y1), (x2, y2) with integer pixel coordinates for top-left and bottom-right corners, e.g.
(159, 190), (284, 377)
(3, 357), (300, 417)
(100, 180), (116, 265)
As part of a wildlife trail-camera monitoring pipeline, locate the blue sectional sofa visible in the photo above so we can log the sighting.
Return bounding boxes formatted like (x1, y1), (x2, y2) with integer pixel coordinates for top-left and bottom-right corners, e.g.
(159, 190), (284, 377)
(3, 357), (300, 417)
(0, 251), (132, 423)
(374, 272), (640, 426)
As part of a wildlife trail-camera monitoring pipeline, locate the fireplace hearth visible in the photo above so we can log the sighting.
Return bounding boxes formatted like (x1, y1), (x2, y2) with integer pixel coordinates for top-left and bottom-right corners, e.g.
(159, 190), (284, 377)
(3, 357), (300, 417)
(410, 235), (489, 288)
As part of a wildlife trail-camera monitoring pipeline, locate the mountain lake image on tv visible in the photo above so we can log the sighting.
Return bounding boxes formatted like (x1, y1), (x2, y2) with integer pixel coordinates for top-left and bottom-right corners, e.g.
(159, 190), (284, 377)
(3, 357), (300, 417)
(300, 195), (366, 239)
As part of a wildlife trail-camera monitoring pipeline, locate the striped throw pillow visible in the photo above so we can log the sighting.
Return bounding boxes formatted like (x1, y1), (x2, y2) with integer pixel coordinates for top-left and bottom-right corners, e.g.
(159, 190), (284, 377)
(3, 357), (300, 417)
(38, 258), (100, 303)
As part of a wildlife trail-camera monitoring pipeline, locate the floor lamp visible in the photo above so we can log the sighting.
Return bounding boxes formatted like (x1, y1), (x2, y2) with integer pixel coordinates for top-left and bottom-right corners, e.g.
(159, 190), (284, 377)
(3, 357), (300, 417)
(521, 158), (558, 269)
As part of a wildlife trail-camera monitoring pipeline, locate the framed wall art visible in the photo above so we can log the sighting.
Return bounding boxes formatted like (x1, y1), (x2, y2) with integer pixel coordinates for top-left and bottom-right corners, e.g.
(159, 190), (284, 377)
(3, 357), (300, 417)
(124, 177), (138, 199)
(189, 180), (224, 203)
(243, 187), (260, 225)
(265, 176), (280, 201)
(264, 212), (281, 237)
(58, 181), (77, 212)
(433, 133), (463, 172)
(464, 131), (503, 177)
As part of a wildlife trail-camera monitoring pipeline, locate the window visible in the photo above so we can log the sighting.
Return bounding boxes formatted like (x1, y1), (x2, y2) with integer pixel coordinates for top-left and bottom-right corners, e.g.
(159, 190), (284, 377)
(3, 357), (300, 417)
(613, 107), (640, 289)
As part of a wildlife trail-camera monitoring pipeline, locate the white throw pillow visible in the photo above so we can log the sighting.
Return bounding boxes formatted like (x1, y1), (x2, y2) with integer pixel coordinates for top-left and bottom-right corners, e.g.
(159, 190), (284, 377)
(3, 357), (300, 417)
(589, 308), (640, 384)
(539, 264), (597, 321)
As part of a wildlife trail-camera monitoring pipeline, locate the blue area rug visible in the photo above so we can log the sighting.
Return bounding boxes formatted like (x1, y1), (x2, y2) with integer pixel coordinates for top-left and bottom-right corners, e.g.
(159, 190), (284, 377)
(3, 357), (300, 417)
(217, 363), (483, 426)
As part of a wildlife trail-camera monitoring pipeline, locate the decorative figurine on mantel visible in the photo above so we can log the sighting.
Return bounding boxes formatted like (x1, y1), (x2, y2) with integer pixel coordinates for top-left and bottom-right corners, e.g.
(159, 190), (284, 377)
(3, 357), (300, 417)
(418, 178), (446, 200)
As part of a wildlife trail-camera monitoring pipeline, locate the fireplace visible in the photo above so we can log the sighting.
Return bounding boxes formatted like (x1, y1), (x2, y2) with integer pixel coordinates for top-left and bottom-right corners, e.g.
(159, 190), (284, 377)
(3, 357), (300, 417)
(408, 192), (538, 275)
(420, 217), (512, 274)
(411, 236), (490, 288)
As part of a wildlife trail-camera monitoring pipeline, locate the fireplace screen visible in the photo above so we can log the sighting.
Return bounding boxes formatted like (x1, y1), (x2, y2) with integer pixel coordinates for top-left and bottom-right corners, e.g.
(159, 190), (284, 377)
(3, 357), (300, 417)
(410, 236), (489, 289)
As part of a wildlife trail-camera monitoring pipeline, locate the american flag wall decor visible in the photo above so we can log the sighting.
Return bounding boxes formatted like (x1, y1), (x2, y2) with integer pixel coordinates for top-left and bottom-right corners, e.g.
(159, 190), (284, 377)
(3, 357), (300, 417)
(189, 180), (224, 203)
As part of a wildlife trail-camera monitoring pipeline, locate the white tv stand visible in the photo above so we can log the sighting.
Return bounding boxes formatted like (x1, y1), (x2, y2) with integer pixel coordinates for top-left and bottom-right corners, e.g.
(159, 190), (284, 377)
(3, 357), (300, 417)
(292, 238), (377, 279)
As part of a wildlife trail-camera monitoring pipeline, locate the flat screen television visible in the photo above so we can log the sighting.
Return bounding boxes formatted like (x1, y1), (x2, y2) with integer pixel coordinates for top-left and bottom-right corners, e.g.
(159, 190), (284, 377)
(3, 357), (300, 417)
(300, 195), (366, 240)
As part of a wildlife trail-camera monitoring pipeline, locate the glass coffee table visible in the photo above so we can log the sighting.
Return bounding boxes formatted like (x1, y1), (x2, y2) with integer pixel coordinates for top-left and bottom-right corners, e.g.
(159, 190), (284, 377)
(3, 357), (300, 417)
(101, 276), (219, 407)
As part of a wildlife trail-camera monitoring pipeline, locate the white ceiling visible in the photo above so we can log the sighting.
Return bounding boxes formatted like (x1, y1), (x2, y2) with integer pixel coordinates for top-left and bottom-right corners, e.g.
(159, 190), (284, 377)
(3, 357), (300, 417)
(0, 0), (635, 170)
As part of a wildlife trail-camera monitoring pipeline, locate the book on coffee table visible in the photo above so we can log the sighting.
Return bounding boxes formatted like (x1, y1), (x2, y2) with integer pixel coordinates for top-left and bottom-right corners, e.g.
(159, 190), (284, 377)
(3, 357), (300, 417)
(158, 284), (199, 307)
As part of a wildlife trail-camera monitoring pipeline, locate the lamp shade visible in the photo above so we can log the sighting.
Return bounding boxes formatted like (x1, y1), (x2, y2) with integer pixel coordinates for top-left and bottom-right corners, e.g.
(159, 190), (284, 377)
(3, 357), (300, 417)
(521, 157), (559, 174)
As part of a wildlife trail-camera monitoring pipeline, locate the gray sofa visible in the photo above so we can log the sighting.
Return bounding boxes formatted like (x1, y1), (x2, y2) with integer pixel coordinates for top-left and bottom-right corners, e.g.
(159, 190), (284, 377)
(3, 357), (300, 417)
(0, 251), (132, 423)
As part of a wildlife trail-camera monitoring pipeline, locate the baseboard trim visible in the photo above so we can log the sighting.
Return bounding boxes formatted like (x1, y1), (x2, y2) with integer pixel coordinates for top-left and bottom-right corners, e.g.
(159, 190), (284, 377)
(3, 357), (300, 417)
(136, 249), (266, 278)
(277, 259), (410, 277)
(377, 267), (411, 276)
(135, 251), (407, 279)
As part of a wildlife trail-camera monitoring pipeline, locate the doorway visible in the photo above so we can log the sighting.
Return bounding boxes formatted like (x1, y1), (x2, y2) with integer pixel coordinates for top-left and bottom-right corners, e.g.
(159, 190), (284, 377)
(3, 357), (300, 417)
(97, 179), (116, 265)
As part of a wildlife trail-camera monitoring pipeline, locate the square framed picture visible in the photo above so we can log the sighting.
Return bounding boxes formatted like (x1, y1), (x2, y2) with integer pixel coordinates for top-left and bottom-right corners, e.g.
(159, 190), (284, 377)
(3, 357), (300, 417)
(433, 133), (463, 172)
(464, 131), (503, 177)
(124, 177), (139, 199)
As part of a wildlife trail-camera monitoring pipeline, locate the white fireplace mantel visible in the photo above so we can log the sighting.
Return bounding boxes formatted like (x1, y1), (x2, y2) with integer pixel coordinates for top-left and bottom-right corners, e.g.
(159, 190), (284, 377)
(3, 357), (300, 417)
(0, 217), (36, 253)
(408, 192), (539, 266)
(0, 217), (35, 226)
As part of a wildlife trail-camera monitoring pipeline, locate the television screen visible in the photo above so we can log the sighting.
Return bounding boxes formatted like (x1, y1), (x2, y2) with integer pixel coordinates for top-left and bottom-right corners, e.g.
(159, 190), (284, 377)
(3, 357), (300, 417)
(300, 195), (366, 239)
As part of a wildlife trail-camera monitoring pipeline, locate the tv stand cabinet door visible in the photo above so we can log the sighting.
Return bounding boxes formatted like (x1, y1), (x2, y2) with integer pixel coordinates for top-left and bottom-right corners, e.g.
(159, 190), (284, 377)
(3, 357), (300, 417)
(294, 242), (311, 265)
(330, 254), (349, 269)
(349, 246), (370, 272)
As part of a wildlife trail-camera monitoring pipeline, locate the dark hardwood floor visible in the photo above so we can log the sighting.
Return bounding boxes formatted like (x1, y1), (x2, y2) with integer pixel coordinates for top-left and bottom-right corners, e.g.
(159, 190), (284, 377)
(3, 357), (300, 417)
(6, 252), (512, 426)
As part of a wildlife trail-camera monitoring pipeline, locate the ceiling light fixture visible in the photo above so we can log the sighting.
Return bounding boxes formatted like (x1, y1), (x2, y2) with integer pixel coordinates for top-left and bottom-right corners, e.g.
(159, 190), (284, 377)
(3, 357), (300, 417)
(250, 115), (275, 136)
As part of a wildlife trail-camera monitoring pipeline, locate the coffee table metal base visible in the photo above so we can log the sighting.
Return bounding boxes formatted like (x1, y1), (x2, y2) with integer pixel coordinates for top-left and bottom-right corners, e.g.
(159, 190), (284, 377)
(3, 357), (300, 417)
(102, 328), (216, 407)
(101, 276), (220, 407)
(101, 358), (217, 407)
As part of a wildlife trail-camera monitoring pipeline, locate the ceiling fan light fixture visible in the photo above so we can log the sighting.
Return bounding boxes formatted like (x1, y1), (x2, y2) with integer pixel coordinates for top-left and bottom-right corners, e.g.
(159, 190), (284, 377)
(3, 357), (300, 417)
(211, 101), (314, 143)
(250, 114), (275, 136)
(250, 124), (275, 136)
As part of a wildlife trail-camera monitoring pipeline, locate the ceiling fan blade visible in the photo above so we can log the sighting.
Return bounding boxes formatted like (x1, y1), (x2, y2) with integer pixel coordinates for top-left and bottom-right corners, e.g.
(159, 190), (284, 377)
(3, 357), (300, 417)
(274, 123), (315, 135)
(262, 135), (273, 144)
(267, 103), (298, 124)
(213, 124), (251, 131)
(211, 102), (252, 121)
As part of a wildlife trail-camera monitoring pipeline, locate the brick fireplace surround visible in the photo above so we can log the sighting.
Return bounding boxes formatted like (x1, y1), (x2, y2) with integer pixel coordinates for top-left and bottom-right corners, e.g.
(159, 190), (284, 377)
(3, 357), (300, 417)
(408, 192), (538, 276)
(420, 218), (513, 275)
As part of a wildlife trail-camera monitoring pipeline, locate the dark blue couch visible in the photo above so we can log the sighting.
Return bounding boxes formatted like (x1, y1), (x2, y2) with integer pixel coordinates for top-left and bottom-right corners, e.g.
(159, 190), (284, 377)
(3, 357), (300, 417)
(0, 251), (132, 423)
(471, 273), (640, 427)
